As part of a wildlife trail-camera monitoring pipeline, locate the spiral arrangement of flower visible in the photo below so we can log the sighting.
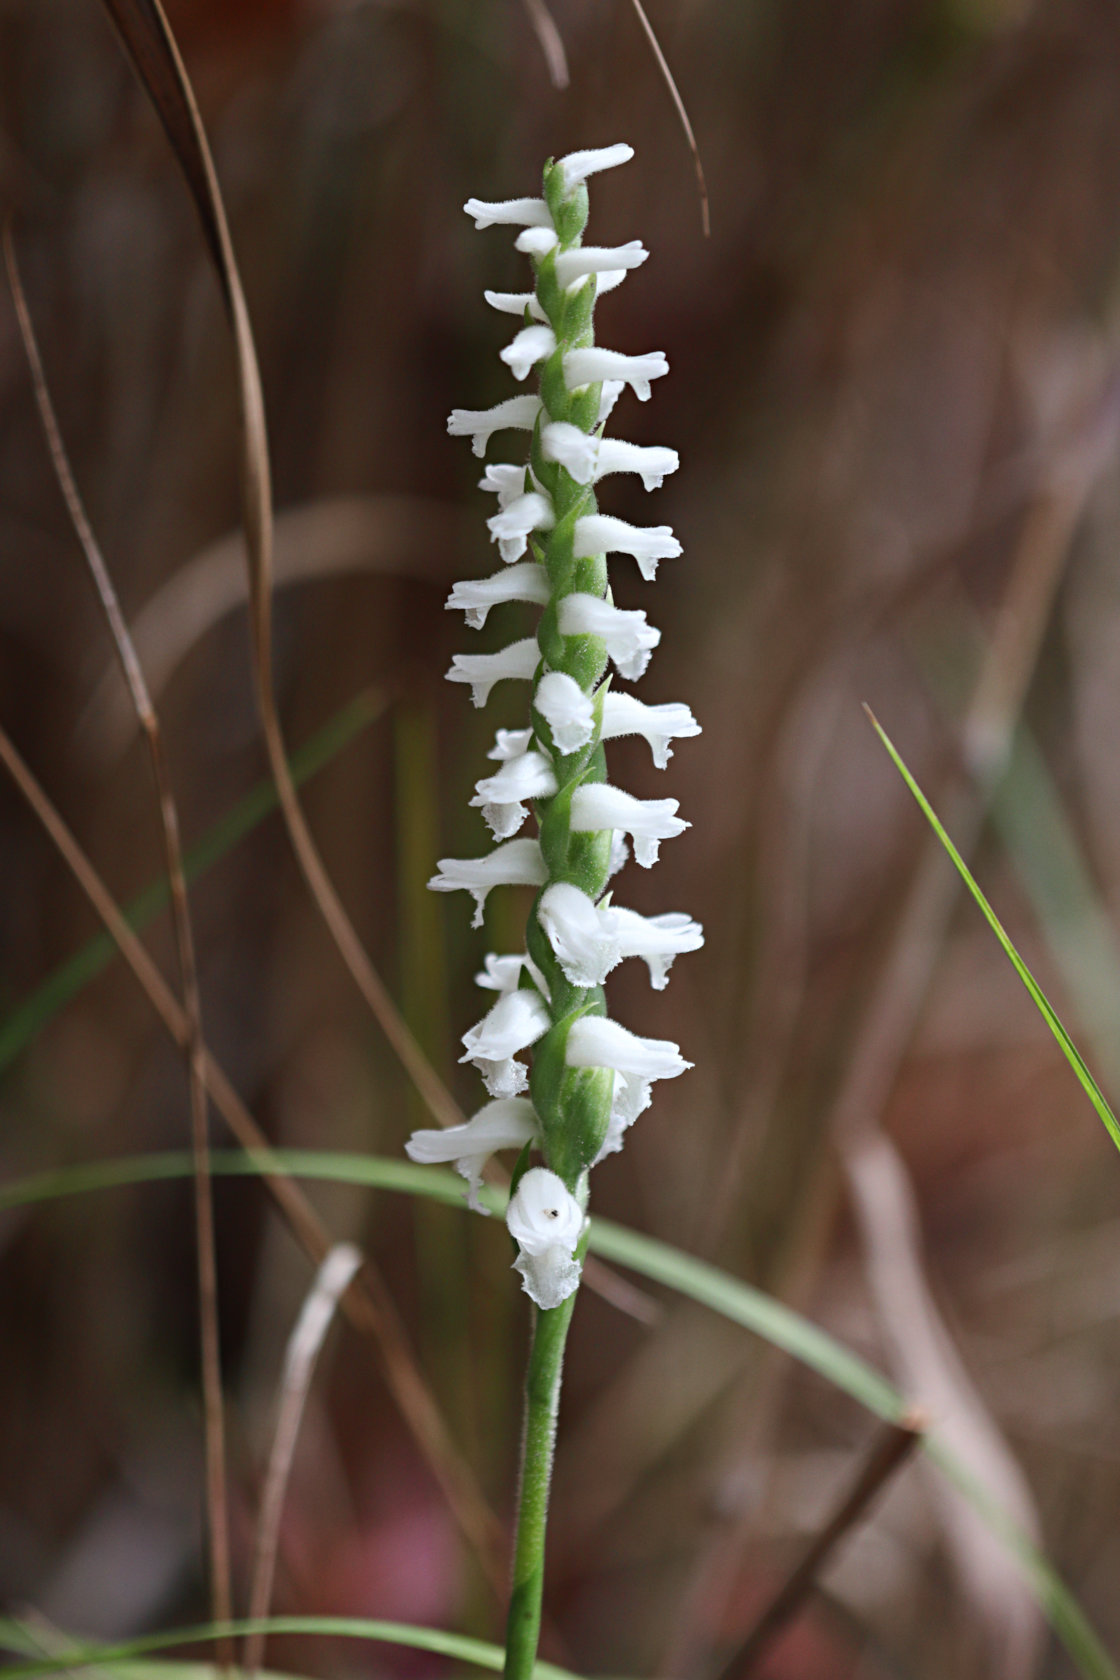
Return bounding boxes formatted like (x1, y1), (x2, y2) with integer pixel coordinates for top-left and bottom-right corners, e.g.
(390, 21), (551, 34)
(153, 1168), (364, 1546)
(407, 143), (702, 1314)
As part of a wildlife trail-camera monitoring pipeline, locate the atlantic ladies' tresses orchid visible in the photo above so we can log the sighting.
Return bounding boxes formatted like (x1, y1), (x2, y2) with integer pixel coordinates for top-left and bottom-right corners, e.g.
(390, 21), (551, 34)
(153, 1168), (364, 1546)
(557, 592), (661, 682)
(409, 143), (702, 1313)
(460, 987), (552, 1098)
(471, 749), (558, 840)
(570, 782), (689, 868)
(446, 563), (549, 630)
(428, 837), (547, 927)
(505, 1167), (585, 1309)
(445, 637), (540, 706)
(406, 1097), (540, 1212)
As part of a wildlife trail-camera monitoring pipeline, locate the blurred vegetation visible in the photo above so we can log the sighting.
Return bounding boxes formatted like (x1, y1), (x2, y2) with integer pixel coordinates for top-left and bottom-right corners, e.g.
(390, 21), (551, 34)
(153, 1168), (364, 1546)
(5, 0), (1120, 1675)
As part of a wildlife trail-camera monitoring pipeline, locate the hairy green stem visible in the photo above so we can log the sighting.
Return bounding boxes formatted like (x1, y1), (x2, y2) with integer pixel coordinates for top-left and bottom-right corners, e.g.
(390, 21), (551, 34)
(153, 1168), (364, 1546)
(503, 1288), (578, 1680)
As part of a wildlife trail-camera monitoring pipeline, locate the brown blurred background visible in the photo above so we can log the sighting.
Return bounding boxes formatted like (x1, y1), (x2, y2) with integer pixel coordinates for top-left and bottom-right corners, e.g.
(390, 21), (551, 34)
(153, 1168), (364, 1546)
(4, 0), (1120, 1675)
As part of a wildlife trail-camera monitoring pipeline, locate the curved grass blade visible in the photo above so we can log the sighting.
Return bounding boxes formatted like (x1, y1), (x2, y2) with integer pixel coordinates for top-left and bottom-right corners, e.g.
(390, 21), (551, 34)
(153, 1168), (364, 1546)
(0, 1615), (587, 1680)
(1, 1148), (1114, 1680)
(865, 706), (1120, 1155)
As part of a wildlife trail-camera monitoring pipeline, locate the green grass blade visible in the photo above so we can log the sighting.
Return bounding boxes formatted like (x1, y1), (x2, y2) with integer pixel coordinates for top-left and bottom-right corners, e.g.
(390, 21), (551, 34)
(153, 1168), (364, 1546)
(0, 1615), (586, 1680)
(0, 689), (385, 1075)
(866, 706), (1120, 1156)
(2, 1147), (1115, 1680)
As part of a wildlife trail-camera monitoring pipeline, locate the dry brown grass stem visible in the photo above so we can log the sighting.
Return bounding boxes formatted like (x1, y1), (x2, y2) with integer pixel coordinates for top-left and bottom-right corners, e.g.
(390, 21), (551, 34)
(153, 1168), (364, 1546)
(716, 1411), (926, 1679)
(2, 221), (233, 1661)
(522, 0), (569, 89)
(628, 0), (709, 237)
(0, 718), (508, 1592)
(244, 1244), (364, 1680)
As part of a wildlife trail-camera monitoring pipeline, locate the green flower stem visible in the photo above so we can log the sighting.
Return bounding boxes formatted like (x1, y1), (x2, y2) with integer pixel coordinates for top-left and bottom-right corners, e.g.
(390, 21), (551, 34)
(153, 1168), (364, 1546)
(503, 1288), (579, 1680)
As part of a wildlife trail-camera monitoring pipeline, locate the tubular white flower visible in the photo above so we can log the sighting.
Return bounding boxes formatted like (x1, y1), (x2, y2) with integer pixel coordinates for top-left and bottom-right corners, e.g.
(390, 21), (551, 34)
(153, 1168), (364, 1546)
(428, 838), (547, 928)
(540, 424), (678, 491)
(567, 1014), (692, 1153)
(461, 986), (551, 1098)
(475, 951), (549, 1000)
(488, 726), (534, 762)
(446, 563), (548, 630)
(448, 395), (542, 457)
(600, 692), (702, 768)
(406, 1097), (540, 1213)
(556, 143), (634, 190)
(608, 831), (630, 878)
(485, 289), (548, 323)
(570, 782), (688, 867)
(487, 491), (555, 564)
(446, 637), (539, 706)
(537, 883), (621, 988)
(465, 196), (553, 229)
(479, 462), (530, 506)
(501, 324), (558, 381)
(471, 749), (558, 840)
(506, 1167), (585, 1309)
(574, 514), (682, 581)
(533, 670), (595, 753)
(612, 907), (705, 990)
(558, 593), (660, 681)
(555, 241), (648, 289)
(515, 226), (560, 259)
(564, 348), (668, 403)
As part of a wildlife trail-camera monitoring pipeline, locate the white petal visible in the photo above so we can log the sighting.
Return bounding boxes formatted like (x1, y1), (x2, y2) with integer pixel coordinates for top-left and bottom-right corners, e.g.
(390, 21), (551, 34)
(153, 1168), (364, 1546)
(592, 438), (680, 492)
(540, 421), (600, 484)
(479, 462), (530, 507)
(612, 907), (704, 989)
(485, 289), (548, 323)
(564, 348), (668, 403)
(515, 226), (560, 259)
(475, 951), (550, 1000)
(592, 269), (628, 298)
(555, 242), (648, 289)
(537, 882), (622, 987)
(475, 953), (528, 994)
(597, 380), (625, 425)
(471, 750), (558, 840)
(506, 1167), (584, 1309)
(600, 692), (701, 768)
(573, 514), (682, 581)
(558, 593), (660, 681)
(566, 1014), (691, 1081)
(446, 563), (549, 630)
(446, 637), (539, 707)
(556, 143), (634, 191)
(428, 838), (547, 928)
(487, 727), (535, 762)
(487, 491), (555, 564)
(448, 396), (542, 458)
(465, 196), (552, 230)
(461, 988), (551, 1098)
(570, 782), (688, 867)
(541, 426), (678, 491)
(501, 324), (558, 381)
(406, 1097), (539, 1213)
(534, 670), (595, 753)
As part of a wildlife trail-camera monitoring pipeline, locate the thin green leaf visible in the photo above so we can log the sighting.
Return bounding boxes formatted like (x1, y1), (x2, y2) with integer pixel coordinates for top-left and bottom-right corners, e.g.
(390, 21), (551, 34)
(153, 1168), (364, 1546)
(1, 1147), (1115, 1680)
(0, 1615), (585, 1680)
(866, 705), (1120, 1155)
(0, 688), (384, 1075)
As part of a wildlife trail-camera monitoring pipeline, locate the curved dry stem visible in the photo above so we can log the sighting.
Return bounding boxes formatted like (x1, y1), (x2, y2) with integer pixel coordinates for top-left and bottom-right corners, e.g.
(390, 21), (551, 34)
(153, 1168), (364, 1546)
(3, 221), (232, 1656)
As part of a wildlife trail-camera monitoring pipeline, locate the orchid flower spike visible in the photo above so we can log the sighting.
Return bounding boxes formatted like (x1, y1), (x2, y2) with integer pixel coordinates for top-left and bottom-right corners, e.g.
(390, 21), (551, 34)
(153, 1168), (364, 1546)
(409, 144), (703, 1313)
